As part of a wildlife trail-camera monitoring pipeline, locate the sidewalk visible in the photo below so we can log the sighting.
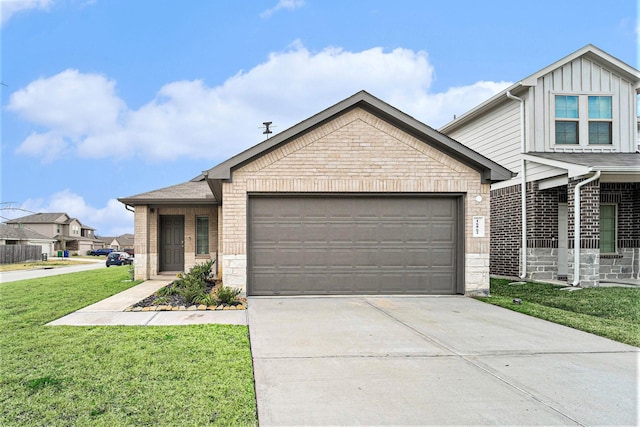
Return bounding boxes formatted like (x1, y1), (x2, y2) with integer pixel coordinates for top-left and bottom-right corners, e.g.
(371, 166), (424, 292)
(47, 279), (248, 326)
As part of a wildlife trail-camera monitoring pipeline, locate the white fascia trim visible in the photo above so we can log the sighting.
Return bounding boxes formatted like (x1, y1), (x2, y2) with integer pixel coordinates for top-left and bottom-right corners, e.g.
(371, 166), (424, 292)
(522, 154), (592, 178)
(538, 175), (569, 190)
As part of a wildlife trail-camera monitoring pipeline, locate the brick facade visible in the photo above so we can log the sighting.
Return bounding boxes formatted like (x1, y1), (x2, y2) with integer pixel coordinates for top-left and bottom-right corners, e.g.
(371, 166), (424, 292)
(489, 185), (521, 277)
(221, 107), (492, 295)
(490, 179), (639, 285)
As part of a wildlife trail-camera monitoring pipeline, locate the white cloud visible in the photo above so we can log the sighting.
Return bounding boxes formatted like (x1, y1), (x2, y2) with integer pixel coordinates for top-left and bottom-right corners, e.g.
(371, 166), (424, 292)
(260, 0), (304, 18)
(8, 43), (512, 163)
(17, 190), (133, 236)
(0, 0), (54, 26)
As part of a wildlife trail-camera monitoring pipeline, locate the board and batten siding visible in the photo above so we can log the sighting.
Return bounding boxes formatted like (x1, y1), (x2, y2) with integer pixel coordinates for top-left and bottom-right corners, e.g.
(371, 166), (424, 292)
(444, 97), (565, 189)
(531, 56), (637, 153)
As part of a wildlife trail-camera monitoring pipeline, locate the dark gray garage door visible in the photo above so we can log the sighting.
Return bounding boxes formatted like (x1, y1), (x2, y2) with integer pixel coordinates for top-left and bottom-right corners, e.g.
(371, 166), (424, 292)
(248, 195), (462, 296)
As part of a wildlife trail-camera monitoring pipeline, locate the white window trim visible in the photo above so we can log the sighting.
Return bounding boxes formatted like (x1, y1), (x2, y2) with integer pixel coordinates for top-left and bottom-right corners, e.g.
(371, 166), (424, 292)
(600, 203), (617, 254)
(551, 92), (615, 149)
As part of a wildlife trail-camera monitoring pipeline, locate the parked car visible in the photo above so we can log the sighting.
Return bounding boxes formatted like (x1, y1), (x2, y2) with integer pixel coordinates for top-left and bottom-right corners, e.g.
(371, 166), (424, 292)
(90, 248), (113, 256)
(106, 251), (133, 267)
(123, 248), (134, 257)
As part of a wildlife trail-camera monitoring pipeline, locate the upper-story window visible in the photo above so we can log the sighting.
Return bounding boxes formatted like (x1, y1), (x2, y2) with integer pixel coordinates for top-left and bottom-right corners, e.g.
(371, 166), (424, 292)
(554, 95), (612, 146)
(72, 225), (79, 235)
(588, 96), (612, 144)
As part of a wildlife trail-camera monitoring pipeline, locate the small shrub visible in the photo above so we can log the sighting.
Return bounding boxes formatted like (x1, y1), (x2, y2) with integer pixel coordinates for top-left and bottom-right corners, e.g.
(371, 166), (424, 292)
(156, 285), (179, 297)
(217, 284), (241, 305)
(153, 296), (169, 305)
(179, 275), (206, 305)
(190, 260), (214, 281)
(193, 290), (217, 306)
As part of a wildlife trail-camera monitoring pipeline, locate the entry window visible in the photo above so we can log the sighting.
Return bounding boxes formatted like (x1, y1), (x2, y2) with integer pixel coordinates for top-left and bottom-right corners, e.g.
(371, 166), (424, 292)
(196, 216), (209, 255)
(600, 204), (616, 253)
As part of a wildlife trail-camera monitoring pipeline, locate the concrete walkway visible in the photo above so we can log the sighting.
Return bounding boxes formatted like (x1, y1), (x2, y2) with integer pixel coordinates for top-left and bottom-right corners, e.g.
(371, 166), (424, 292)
(248, 296), (639, 426)
(48, 279), (248, 326)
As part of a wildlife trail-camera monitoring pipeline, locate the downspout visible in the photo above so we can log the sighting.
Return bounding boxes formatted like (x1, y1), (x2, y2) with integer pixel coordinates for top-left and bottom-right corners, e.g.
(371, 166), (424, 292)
(572, 170), (601, 286)
(507, 91), (527, 279)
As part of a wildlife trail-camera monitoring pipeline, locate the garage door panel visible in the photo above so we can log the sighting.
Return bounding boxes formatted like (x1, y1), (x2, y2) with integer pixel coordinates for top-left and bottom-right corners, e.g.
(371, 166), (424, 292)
(249, 196), (460, 296)
(431, 273), (457, 292)
(431, 223), (455, 242)
(431, 248), (455, 267)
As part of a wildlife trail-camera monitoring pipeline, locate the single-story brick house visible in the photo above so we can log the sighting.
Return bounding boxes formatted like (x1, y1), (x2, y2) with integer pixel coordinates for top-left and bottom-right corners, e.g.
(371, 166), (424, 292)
(119, 91), (513, 296)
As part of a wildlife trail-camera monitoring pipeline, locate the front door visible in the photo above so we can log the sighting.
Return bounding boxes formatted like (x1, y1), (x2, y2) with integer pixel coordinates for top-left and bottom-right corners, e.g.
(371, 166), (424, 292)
(557, 204), (568, 277)
(160, 215), (184, 272)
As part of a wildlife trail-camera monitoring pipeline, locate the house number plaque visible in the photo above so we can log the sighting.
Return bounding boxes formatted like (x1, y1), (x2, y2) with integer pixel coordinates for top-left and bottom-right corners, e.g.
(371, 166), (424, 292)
(473, 216), (485, 237)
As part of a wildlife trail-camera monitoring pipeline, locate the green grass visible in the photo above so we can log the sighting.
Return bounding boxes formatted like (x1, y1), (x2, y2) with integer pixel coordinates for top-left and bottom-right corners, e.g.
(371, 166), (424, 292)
(477, 278), (640, 347)
(0, 267), (258, 426)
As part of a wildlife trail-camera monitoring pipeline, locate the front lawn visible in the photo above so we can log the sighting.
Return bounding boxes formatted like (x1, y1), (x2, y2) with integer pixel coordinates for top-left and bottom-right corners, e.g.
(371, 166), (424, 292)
(0, 267), (257, 426)
(478, 278), (640, 347)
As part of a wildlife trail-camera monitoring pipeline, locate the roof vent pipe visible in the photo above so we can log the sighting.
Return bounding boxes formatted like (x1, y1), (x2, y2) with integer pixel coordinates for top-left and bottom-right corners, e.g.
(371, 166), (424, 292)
(507, 91), (527, 280)
(572, 170), (601, 287)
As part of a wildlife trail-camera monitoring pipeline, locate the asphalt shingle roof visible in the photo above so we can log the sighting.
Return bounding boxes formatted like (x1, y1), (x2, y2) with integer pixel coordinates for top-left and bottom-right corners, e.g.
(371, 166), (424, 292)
(118, 179), (216, 204)
(0, 223), (54, 241)
(5, 212), (69, 224)
(529, 153), (640, 170)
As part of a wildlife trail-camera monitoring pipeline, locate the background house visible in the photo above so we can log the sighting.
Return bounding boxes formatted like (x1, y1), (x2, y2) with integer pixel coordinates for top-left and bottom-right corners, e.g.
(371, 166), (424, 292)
(5, 212), (103, 255)
(0, 223), (56, 257)
(440, 45), (640, 287)
(120, 91), (513, 296)
(97, 233), (135, 251)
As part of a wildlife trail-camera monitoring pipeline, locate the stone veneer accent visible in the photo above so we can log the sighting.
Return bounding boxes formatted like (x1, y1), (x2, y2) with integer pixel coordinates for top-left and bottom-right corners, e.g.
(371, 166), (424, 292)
(221, 107), (492, 295)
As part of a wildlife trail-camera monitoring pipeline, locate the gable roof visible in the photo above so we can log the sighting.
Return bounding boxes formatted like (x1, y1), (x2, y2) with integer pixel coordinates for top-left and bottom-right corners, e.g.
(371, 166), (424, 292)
(97, 233), (134, 246)
(440, 44), (640, 133)
(118, 178), (217, 205)
(5, 212), (70, 224)
(0, 223), (55, 241)
(204, 91), (514, 186)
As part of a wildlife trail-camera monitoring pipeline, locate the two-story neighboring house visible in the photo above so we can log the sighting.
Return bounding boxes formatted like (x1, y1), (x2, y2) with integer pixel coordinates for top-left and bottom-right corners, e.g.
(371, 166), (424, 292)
(440, 45), (640, 287)
(5, 212), (103, 255)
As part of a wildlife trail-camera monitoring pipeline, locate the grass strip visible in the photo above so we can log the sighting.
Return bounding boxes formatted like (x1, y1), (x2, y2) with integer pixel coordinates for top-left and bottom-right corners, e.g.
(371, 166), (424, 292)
(477, 278), (640, 347)
(0, 267), (258, 426)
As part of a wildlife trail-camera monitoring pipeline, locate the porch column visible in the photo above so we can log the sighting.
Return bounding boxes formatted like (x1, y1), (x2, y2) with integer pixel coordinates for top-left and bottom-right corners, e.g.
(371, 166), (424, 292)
(525, 182), (560, 281)
(134, 206), (150, 280)
(567, 177), (600, 287)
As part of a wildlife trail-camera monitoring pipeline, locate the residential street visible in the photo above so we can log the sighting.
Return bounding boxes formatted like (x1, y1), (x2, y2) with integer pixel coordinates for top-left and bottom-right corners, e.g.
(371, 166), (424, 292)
(0, 258), (106, 283)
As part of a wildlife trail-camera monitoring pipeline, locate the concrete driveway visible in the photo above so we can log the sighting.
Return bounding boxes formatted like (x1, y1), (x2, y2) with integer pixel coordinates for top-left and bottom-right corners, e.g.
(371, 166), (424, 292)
(248, 296), (638, 426)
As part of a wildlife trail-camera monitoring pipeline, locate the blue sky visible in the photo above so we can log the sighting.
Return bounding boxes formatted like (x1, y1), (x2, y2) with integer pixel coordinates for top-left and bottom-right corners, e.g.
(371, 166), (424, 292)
(1, 0), (637, 236)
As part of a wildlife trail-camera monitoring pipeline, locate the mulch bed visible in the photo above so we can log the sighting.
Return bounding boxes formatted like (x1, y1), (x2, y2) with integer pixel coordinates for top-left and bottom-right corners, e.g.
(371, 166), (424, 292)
(128, 280), (247, 311)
